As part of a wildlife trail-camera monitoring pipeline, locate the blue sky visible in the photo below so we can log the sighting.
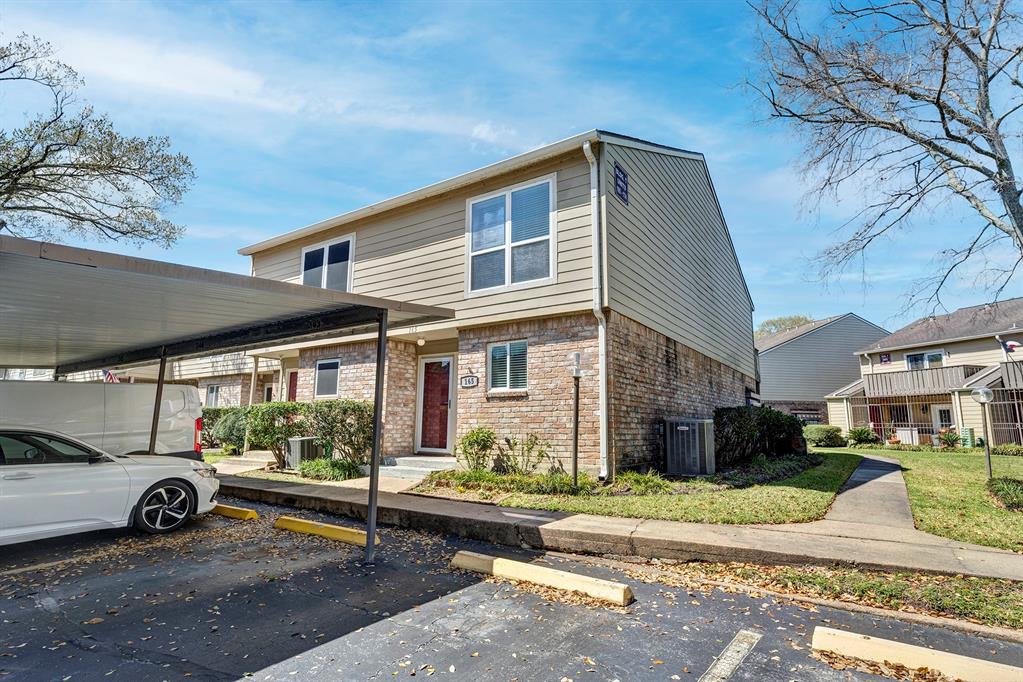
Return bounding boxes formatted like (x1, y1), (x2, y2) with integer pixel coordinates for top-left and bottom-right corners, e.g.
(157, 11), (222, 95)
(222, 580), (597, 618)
(0, 0), (1004, 331)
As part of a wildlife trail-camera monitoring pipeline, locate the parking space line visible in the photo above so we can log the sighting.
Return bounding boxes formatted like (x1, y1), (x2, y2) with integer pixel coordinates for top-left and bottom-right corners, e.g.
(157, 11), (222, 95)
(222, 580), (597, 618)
(1, 551), (111, 577)
(699, 629), (762, 681)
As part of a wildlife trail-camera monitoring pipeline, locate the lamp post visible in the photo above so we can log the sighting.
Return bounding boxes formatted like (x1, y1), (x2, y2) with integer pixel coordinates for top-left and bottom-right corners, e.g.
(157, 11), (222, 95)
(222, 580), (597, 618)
(970, 387), (994, 480)
(568, 352), (582, 488)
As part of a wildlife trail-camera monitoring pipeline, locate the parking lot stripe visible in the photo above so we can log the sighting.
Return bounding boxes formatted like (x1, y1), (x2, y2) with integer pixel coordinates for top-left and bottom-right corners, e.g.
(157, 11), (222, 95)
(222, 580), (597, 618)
(1, 551), (111, 577)
(812, 626), (1023, 682)
(211, 503), (259, 520)
(698, 629), (762, 681)
(450, 550), (635, 606)
(273, 515), (379, 545)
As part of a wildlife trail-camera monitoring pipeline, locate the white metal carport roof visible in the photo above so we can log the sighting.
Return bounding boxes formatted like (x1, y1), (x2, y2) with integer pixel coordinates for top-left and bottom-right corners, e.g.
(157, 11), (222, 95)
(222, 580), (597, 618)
(0, 236), (453, 374)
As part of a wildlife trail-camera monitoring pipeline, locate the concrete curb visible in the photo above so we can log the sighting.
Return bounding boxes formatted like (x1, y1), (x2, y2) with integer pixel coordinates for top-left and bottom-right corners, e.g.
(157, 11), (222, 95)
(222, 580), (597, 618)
(218, 476), (1023, 581)
(211, 503), (259, 520)
(273, 515), (377, 545)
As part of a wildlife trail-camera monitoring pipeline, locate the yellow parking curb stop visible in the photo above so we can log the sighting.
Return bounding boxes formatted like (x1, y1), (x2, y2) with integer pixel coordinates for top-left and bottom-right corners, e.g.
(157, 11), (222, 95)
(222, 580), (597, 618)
(211, 504), (259, 520)
(273, 515), (379, 546)
(450, 550), (634, 606)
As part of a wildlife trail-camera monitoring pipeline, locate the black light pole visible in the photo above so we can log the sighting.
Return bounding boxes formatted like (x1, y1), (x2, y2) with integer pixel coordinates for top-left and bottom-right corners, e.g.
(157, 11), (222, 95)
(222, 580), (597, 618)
(365, 309), (388, 565)
(569, 352), (582, 488)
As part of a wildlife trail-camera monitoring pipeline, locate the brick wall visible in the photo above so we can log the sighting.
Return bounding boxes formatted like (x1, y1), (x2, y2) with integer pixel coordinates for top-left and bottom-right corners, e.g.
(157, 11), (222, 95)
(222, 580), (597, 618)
(456, 313), (601, 473)
(198, 375), (244, 407)
(606, 310), (755, 472)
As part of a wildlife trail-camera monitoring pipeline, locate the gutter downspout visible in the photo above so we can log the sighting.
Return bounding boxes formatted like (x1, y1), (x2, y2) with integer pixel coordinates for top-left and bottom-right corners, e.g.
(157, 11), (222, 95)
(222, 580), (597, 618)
(583, 140), (609, 480)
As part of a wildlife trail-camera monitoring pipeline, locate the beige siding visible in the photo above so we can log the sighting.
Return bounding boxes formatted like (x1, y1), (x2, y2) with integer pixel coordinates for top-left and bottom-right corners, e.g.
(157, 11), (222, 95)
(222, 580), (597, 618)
(826, 398), (850, 433)
(251, 152), (594, 330)
(861, 337), (1004, 374)
(955, 390), (988, 441)
(758, 315), (887, 402)
(602, 143), (755, 377)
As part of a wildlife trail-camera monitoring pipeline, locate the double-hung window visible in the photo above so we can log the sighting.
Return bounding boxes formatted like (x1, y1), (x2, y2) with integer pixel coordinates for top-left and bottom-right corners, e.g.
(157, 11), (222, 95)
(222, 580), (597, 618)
(468, 176), (555, 293)
(205, 385), (220, 408)
(315, 359), (340, 397)
(301, 235), (354, 292)
(488, 340), (527, 391)
(906, 350), (944, 370)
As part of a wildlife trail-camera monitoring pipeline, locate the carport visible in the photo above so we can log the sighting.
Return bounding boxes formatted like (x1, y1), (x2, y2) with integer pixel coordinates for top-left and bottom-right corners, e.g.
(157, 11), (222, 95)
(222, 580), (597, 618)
(0, 235), (454, 562)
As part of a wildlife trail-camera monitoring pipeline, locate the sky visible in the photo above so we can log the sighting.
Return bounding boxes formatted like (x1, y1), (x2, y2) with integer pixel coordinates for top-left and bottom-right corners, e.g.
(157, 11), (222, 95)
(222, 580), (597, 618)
(0, 0), (1011, 332)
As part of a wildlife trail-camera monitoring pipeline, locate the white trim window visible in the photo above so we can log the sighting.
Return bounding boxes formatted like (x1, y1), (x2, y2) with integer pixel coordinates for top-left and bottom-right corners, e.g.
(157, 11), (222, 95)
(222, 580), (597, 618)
(906, 350), (944, 370)
(205, 385), (220, 407)
(488, 340), (527, 391)
(466, 175), (556, 293)
(301, 235), (354, 292)
(263, 384), (274, 403)
(314, 359), (341, 397)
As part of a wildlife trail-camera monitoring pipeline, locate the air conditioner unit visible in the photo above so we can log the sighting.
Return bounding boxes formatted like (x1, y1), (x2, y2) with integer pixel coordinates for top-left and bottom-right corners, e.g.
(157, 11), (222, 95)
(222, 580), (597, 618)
(664, 418), (715, 476)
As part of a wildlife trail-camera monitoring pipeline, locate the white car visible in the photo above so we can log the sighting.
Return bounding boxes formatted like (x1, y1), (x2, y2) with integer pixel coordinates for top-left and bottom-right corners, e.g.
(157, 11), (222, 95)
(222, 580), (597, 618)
(0, 426), (219, 545)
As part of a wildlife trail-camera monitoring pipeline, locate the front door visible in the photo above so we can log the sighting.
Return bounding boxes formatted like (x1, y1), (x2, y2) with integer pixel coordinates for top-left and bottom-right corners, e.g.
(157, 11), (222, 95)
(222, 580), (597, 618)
(931, 403), (955, 436)
(417, 356), (454, 453)
(286, 370), (298, 401)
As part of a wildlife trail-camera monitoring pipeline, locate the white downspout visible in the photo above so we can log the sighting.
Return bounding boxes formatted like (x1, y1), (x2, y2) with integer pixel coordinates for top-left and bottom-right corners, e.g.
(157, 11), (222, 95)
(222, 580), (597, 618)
(583, 140), (609, 479)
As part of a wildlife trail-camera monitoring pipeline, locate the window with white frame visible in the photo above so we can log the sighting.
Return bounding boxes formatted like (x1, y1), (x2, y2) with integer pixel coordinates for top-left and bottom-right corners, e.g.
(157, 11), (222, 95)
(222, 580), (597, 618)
(314, 359), (340, 397)
(263, 384), (274, 402)
(302, 236), (353, 292)
(468, 177), (554, 292)
(906, 350), (944, 370)
(205, 385), (220, 407)
(488, 340), (527, 391)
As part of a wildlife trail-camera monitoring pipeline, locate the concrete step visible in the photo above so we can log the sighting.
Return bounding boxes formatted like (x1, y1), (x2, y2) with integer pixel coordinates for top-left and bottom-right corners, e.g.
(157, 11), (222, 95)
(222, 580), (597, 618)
(359, 464), (443, 481)
(390, 456), (457, 470)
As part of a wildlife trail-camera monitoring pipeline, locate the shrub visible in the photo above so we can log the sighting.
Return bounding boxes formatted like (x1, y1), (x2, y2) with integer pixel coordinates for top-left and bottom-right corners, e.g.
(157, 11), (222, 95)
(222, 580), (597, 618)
(993, 444), (1023, 457)
(713, 406), (803, 467)
(803, 424), (846, 448)
(613, 470), (674, 495)
(211, 409), (247, 455)
(244, 401), (306, 468)
(455, 426), (498, 472)
(299, 457), (363, 482)
(937, 430), (961, 449)
(988, 477), (1023, 511)
(302, 399), (374, 464)
(493, 434), (553, 475)
(846, 426), (880, 445)
(201, 406), (237, 448)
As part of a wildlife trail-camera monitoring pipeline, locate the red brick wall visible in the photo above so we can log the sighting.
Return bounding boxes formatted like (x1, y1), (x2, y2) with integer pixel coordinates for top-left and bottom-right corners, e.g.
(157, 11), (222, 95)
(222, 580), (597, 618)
(606, 310), (755, 472)
(456, 313), (601, 473)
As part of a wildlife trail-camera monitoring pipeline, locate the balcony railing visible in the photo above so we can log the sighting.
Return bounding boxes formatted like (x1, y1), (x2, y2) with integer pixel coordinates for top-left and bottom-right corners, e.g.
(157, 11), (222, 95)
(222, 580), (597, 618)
(863, 365), (985, 397)
(1003, 361), (1023, 390)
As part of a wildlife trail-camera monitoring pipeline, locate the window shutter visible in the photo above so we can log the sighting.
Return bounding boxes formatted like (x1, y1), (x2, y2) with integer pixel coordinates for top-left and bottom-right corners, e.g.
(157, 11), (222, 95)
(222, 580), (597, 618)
(508, 341), (527, 389)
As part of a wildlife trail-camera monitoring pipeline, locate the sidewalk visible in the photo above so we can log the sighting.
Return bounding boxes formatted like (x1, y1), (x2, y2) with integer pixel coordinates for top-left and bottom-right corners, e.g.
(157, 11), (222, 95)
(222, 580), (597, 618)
(218, 454), (1023, 581)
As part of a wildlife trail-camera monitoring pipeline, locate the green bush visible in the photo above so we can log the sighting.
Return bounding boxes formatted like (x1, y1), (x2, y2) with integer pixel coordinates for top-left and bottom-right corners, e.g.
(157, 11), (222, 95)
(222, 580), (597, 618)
(713, 406), (803, 466)
(937, 430), (961, 449)
(493, 434), (554, 475)
(993, 444), (1023, 457)
(201, 406), (238, 448)
(455, 426), (498, 472)
(302, 399), (374, 464)
(846, 426), (880, 445)
(299, 457), (363, 482)
(245, 401), (306, 468)
(988, 477), (1023, 511)
(613, 470), (674, 495)
(803, 424), (846, 448)
(210, 409), (247, 455)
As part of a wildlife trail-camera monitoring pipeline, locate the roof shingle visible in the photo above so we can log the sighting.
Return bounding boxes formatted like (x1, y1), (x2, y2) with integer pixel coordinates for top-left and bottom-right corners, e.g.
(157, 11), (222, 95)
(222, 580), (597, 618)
(859, 297), (1023, 353)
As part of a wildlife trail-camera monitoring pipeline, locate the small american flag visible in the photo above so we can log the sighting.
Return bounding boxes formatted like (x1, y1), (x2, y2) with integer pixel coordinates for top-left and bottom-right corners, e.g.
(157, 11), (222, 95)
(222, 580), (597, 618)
(1002, 339), (1021, 354)
(102, 369), (120, 383)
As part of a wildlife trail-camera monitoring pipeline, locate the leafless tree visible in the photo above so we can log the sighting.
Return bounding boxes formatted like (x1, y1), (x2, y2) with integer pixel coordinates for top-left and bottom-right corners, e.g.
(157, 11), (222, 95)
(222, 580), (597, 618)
(751, 0), (1023, 310)
(0, 34), (193, 245)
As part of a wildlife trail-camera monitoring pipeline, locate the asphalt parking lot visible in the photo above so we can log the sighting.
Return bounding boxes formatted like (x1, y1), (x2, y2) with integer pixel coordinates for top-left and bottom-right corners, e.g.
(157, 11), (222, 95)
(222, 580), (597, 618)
(2, 498), (1021, 682)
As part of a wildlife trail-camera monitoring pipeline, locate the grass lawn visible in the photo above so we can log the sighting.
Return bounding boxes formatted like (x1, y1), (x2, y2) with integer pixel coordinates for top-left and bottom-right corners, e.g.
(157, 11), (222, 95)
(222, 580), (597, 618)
(496, 452), (862, 524)
(202, 449), (233, 465)
(817, 447), (1023, 552)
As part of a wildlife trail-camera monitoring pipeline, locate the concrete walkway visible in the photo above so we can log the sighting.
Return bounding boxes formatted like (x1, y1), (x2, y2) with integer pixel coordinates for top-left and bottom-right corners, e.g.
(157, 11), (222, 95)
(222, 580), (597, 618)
(217, 453), (1023, 581)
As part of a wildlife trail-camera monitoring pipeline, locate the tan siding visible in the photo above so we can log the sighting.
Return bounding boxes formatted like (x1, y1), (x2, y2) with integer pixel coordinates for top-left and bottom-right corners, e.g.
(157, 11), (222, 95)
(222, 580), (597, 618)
(602, 143), (755, 377)
(827, 398), (850, 433)
(758, 315), (887, 402)
(251, 152), (594, 330)
(956, 390), (988, 440)
(861, 337), (1005, 374)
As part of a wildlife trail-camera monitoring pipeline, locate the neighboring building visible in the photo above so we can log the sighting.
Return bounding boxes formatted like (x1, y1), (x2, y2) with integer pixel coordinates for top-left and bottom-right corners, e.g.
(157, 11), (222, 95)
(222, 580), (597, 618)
(101, 130), (759, 476)
(755, 314), (888, 423)
(827, 298), (1023, 446)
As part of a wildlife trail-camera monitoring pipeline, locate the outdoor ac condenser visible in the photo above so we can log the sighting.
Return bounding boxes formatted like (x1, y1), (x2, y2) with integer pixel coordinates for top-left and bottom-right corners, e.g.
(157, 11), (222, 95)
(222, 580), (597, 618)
(664, 418), (715, 476)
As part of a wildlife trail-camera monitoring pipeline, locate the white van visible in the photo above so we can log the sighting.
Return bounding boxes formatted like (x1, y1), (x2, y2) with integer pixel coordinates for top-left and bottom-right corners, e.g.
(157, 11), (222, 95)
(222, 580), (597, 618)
(0, 381), (203, 459)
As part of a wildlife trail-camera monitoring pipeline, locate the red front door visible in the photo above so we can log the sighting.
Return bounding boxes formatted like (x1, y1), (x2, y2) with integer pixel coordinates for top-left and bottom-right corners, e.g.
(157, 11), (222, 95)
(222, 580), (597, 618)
(287, 371), (298, 401)
(419, 358), (452, 451)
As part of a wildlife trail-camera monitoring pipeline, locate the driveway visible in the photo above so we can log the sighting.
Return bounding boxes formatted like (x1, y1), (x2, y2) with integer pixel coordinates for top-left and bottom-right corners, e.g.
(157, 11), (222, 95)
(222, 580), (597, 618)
(1, 498), (1020, 681)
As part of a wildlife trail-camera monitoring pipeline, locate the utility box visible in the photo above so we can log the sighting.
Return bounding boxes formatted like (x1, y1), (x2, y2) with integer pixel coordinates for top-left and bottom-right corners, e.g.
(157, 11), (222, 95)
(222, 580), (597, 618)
(961, 427), (975, 448)
(664, 418), (715, 476)
(285, 436), (322, 470)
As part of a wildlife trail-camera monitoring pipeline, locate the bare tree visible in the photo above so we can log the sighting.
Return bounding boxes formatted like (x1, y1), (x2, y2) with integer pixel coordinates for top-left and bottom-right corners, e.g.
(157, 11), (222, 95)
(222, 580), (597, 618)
(0, 34), (193, 245)
(751, 0), (1023, 310)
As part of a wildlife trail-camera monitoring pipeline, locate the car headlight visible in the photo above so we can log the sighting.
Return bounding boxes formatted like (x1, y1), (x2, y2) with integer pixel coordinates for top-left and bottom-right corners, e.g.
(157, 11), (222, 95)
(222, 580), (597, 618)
(194, 466), (217, 479)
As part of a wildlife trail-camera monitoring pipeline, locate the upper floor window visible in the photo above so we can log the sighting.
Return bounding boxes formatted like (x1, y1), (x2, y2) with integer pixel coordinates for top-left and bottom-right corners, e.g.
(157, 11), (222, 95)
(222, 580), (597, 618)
(302, 235), (354, 292)
(906, 350), (943, 370)
(467, 176), (555, 293)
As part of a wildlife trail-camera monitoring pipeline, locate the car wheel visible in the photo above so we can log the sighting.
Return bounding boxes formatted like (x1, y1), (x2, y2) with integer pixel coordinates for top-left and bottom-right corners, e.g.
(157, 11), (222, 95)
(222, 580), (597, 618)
(134, 480), (195, 534)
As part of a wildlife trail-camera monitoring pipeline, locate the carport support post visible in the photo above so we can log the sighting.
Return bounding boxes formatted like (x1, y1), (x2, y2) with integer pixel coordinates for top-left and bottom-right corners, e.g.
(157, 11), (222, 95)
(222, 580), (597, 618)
(148, 350), (168, 456)
(364, 309), (388, 564)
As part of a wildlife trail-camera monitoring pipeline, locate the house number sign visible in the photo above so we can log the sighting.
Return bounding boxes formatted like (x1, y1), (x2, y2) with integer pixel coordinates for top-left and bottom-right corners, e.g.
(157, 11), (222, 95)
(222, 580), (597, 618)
(459, 375), (479, 389)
